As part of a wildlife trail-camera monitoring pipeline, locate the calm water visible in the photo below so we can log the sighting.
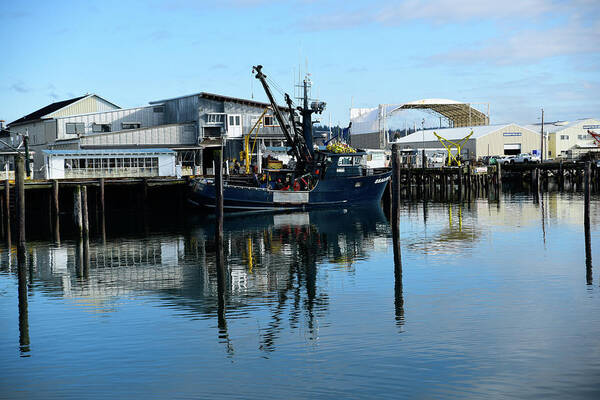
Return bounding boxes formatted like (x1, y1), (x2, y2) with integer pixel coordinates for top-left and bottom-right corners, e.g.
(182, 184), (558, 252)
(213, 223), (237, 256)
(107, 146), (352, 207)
(2, 193), (600, 399)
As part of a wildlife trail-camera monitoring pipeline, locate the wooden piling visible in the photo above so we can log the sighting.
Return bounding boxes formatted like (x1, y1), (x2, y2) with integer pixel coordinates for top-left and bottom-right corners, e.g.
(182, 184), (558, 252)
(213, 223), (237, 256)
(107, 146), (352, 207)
(215, 150), (224, 253)
(99, 178), (105, 216)
(52, 180), (59, 216)
(15, 156), (25, 245)
(559, 162), (564, 191)
(407, 164), (412, 200)
(392, 145), (404, 325)
(73, 186), (83, 236)
(392, 145), (401, 229)
(496, 162), (502, 191)
(82, 186), (89, 237)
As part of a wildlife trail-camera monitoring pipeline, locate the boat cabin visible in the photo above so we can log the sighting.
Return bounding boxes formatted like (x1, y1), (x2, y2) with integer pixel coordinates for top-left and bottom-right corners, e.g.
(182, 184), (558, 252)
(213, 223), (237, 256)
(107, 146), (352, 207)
(313, 150), (366, 180)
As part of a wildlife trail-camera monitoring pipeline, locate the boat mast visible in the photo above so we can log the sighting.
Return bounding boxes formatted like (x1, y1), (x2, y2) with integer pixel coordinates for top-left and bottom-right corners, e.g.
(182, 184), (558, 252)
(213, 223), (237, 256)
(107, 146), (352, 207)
(302, 78), (315, 158)
(253, 65), (312, 166)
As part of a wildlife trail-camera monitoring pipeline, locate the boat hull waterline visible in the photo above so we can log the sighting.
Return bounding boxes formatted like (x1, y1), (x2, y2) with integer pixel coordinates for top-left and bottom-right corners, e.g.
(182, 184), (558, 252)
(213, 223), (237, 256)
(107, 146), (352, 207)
(190, 172), (391, 211)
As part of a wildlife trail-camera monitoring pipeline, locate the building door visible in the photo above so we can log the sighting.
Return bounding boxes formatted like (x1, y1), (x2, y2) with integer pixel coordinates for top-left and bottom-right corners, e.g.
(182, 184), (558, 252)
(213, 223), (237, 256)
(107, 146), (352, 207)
(227, 114), (242, 138)
(503, 143), (521, 155)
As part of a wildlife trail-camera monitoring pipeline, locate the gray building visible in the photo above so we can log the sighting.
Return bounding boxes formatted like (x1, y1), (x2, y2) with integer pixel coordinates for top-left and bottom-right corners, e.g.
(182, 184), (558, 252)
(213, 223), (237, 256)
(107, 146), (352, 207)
(150, 92), (289, 174)
(7, 92), (289, 177)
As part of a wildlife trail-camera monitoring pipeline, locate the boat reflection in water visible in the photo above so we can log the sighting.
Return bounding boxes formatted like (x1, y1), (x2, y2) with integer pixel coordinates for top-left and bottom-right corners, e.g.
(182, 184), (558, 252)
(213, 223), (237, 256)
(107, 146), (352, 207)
(5, 205), (391, 354)
(189, 206), (391, 352)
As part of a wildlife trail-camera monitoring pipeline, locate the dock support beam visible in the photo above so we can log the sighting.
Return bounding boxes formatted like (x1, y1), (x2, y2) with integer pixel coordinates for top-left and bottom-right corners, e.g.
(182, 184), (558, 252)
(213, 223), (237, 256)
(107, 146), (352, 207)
(73, 186), (83, 236)
(99, 178), (105, 216)
(82, 186), (89, 238)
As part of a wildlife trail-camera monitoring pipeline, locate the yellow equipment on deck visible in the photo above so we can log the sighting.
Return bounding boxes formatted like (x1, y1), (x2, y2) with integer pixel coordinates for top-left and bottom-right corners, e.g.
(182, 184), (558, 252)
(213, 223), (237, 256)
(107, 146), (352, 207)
(244, 108), (270, 174)
(433, 130), (474, 166)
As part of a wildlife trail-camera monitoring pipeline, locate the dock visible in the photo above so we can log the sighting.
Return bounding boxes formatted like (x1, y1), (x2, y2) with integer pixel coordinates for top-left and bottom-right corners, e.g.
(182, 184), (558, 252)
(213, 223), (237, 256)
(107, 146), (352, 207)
(389, 144), (598, 203)
(0, 176), (190, 244)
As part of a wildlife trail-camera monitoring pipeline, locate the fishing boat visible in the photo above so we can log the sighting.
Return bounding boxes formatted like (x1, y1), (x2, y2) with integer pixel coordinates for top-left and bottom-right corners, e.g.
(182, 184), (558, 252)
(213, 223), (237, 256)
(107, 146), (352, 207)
(189, 65), (391, 211)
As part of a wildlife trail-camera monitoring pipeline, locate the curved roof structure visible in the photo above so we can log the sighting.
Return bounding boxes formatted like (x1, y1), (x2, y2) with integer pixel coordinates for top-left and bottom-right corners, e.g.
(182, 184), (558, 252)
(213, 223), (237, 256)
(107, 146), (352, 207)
(350, 99), (489, 137)
(389, 98), (489, 128)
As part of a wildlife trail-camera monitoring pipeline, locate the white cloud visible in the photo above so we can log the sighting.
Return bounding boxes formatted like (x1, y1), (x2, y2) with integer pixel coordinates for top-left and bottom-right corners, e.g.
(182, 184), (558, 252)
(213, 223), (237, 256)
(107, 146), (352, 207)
(375, 0), (557, 24)
(432, 17), (600, 65)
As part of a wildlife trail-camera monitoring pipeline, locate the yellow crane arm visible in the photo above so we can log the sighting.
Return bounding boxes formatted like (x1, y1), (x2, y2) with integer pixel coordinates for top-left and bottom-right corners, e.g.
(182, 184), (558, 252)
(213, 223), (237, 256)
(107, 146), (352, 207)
(245, 107), (270, 174)
(433, 130), (474, 166)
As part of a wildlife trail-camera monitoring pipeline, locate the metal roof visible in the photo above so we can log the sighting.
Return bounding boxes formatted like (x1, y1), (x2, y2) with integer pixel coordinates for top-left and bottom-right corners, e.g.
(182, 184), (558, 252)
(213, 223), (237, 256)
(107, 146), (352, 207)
(389, 99), (489, 128)
(43, 148), (175, 156)
(9, 95), (87, 126)
(394, 123), (538, 143)
(525, 119), (599, 134)
(8, 94), (121, 127)
(150, 91), (291, 111)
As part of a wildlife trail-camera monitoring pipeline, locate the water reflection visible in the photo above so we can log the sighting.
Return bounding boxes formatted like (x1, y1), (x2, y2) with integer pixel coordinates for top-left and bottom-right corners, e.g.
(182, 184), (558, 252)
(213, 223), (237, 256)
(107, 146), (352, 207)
(2, 206), (391, 354)
(17, 245), (30, 356)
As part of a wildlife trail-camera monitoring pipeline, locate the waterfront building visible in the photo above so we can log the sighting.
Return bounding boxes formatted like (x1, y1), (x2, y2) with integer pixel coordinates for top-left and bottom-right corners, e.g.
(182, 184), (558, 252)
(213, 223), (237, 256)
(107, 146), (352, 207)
(526, 118), (600, 159)
(392, 123), (540, 160)
(149, 92), (289, 174)
(42, 148), (177, 180)
(7, 92), (289, 177)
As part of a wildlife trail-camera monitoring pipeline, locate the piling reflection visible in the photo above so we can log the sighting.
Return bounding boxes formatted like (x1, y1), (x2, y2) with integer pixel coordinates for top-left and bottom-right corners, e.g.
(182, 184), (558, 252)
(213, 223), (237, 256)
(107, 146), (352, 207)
(585, 197), (593, 285)
(5, 206), (390, 354)
(17, 244), (30, 356)
(392, 210), (404, 327)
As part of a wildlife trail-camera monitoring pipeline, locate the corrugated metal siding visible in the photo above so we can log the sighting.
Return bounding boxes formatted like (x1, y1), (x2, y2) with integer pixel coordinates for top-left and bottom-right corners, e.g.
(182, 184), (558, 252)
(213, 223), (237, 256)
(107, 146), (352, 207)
(56, 106), (165, 139)
(161, 96), (287, 141)
(44, 120), (57, 143)
(80, 123), (196, 147)
(48, 95), (119, 118)
(164, 96), (201, 124)
(350, 132), (382, 149)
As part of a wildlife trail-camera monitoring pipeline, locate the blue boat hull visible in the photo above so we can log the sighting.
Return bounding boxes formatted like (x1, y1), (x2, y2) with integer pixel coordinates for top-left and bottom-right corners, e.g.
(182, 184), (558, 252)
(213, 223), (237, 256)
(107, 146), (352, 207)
(189, 171), (392, 211)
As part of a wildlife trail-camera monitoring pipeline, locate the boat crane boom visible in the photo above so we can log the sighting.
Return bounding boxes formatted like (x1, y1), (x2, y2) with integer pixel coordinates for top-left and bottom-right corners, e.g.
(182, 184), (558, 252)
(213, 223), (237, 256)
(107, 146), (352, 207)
(252, 65), (312, 166)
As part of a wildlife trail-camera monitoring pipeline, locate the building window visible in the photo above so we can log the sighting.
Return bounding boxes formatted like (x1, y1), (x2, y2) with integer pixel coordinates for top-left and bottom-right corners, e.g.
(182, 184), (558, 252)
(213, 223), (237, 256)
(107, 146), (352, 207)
(122, 122), (141, 130)
(549, 151), (552, 156)
(264, 115), (279, 127)
(560, 135), (569, 140)
(206, 113), (225, 124)
(92, 123), (111, 133)
(153, 106), (164, 113)
(66, 122), (85, 135)
(63, 156), (160, 178)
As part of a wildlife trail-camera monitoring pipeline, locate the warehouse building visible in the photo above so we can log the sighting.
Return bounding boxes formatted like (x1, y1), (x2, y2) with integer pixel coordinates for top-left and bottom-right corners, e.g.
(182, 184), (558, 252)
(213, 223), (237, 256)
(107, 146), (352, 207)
(149, 92), (289, 174)
(7, 92), (289, 177)
(526, 118), (600, 159)
(393, 123), (540, 160)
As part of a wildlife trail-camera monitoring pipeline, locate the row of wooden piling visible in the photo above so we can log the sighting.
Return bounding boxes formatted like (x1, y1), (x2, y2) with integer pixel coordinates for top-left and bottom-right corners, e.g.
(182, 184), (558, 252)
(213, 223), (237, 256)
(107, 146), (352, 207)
(390, 144), (595, 284)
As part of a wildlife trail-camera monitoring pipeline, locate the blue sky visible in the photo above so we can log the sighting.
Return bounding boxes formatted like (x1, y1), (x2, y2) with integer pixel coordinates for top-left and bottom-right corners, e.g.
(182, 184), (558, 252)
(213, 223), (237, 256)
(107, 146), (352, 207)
(1, 0), (599, 128)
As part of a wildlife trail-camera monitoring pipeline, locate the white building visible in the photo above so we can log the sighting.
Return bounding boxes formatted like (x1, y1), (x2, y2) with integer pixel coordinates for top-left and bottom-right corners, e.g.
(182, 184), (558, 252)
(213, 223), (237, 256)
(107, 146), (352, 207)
(43, 148), (177, 179)
(526, 118), (600, 159)
(393, 123), (540, 160)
